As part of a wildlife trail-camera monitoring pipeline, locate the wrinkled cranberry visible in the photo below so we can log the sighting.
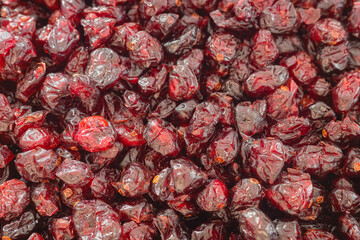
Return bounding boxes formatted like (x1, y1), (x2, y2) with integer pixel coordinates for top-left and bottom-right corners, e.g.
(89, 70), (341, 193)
(1, 210), (37, 240)
(168, 64), (199, 101)
(275, 219), (301, 240)
(196, 179), (229, 212)
(0, 179), (30, 221)
(250, 29), (279, 69)
(116, 199), (154, 223)
(266, 168), (313, 215)
(111, 162), (152, 198)
(0, 144), (14, 168)
(238, 207), (278, 240)
(73, 200), (122, 239)
(242, 138), (285, 184)
(339, 214), (360, 240)
(15, 148), (59, 182)
(50, 216), (76, 240)
(31, 181), (60, 216)
(55, 159), (93, 187)
(332, 71), (360, 113)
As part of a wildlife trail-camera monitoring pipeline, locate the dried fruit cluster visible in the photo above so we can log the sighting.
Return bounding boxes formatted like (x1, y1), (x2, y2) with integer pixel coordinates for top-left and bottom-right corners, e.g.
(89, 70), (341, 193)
(0, 0), (360, 239)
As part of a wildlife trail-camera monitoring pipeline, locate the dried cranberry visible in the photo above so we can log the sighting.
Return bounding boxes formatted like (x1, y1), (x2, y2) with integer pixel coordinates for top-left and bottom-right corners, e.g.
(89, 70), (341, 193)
(196, 179), (229, 212)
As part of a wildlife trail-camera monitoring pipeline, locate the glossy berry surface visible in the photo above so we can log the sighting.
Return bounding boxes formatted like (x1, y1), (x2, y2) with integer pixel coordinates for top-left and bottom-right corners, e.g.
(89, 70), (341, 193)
(0, 0), (360, 238)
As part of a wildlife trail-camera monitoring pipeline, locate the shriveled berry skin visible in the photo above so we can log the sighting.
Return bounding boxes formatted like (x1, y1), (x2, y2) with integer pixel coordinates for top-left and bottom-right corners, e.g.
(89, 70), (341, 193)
(236, 100), (267, 139)
(127, 31), (164, 69)
(170, 158), (208, 195)
(31, 181), (60, 217)
(184, 101), (220, 156)
(168, 64), (199, 101)
(244, 65), (289, 97)
(73, 200), (122, 240)
(269, 116), (312, 144)
(65, 46), (90, 75)
(293, 142), (343, 176)
(316, 42), (349, 73)
(85, 48), (124, 90)
(90, 167), (120, 201)
(329, 188), (360, 214)
(196, 179), (229, 212)
(28, 233), (45, 240)
(55, 159), (94, 187)
(50, 216), (76, 240)
(39, 73), (71, 111)
(332, 71), (360, 113)
(146, 13), (179, 40)
(339, 214), (360, 240)
(116, 199), (154, 223)
(0, 210), (37, 240)
(74, 116), (116, 153)
(43, 17), (80, 62)
(324, 117), (360, 144)
(111, 162), (152, 198)
(138, 65), (168, 95)
(0, 144), (14, 168)
(143, 118), (180, 157)
(275, 220), (301, 240)
(266, 168), (313, 216)
(348, 3), (360, 38)
(238, 207), (278, 240)
(19, 127), (60, 151)
(309, 18), (347, 45)
(81, 16), (116, 49)
(229, 178), (264, 214)
(0, 179), (30, 221)
(343, 148), (360, 177)
(191, 221), (225, 240)
(207, 127), (240, 165)
(206, 33), (237, 64)
(280, 51), (317, 86)
(266, 79), (299, 121)
(303, 229), (338, 240)
(250, 29), (279, 69)
(260, 0), (299, 34)
(242, 138), (285, 184)
(15, 148), (59, 182)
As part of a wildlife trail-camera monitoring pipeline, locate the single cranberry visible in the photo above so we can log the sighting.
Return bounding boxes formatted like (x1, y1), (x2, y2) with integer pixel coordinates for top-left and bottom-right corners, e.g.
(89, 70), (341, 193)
(323, 117), (360, 144)
(55, 159), (94, 187)
(120, 221), (157, 240)
(0, 179), (30, 221)
(139, 0), (168, 19)
(266, 168), (313, 216)
(1, 210), (37, 239)
(111, 162), (152, 198)
(309, 18), (347, 45)
(143, 118), (181, 157)
(73, 200), (122, 239)
(60, 183), (91, 208)
(50, 216), (76, 240)
(116, 199), (154, 223)
(196, 179), (229, 212)
(293, 141), (343, 176)
(65, 46), (90, 75)
(74, 116), (116, 153)
(339, 214), (360, 240)
(138, 65), (168, 95)
(81, 16), (116, 49)
(168, 64), (199, 101)
(15, 148), (59, 182)
(146, 13), (179, 40)
(207, 127), (239, 165)
(164, 25), (202, 55)
(90, 167), (120, 201)
(85, 48), (124, 90)
(31, 181), (60, 217)
(348, 3), (360, 38)
(0, 144), (14, 168)
(27, 233), (44, 240)
(19, 127), (60, 151)
(275, 220), (302, 240)
(307, 77), (332, 99)
(235, 100), (267, 139)
(316, 42), (349, 73)
(238, 207), (278, 240)
(242, 138), (285, 184)
(250, 29), (279, 69)
(229, 178), (264, 215)
(332, 71), (360, 113)
(329, 188), (360, 214)
(302, 229), (338, 240)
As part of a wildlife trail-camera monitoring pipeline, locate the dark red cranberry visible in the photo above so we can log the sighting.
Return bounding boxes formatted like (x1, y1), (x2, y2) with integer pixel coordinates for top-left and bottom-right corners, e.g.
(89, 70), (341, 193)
(309, 18), (347, 45)
(120, 221), (156, 240)
(275, 219), (301, 240)
(90, 167), (120, 201)
(60, 183), (91, 208)
(332, 71), (360, 113)
(19, 127), (60, 151)
(293, 142), (343, 176)
(138, 65), (168, 95)
(111, 162), (152, 198)
(250, 29), (279, 69)
(229, 178), (264, 214)
(339, 214), (360, 240)
(73, 200), (122, 239)
(303, 229), (338, 240)
(168, 64), (199, 101)
(50, 216), (76, 240)
(235, 100), (267, 139)
(31, 181), (60, 216)
(0, 179), (30, 221)
(348, 3), (360, 38)
(238, 207), (278, 240)
(316, 42), (349, 73)
(0, 144), (14, 168)
(207, 127), (239, 165)
(15, 148), (59, 182)
(329, 188), (360, 214)
(116, 199), (154, 223)
(242, 138), (285, 184)
(196, 179), (229, 212)
(146, 13), (179, 40)
(0, 210), (37, 240)
(74, 116), (116, 153)
(55, 159), (94, 187)
(266, 168), (313, 216)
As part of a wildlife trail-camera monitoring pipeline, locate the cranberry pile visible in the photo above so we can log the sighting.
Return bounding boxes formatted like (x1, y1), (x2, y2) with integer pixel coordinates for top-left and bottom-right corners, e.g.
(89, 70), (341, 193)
(0, 0), (360, 239)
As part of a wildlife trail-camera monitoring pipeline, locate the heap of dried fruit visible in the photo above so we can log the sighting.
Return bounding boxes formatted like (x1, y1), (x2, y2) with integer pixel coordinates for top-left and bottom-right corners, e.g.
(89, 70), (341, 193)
(0, 0), (360, 239)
